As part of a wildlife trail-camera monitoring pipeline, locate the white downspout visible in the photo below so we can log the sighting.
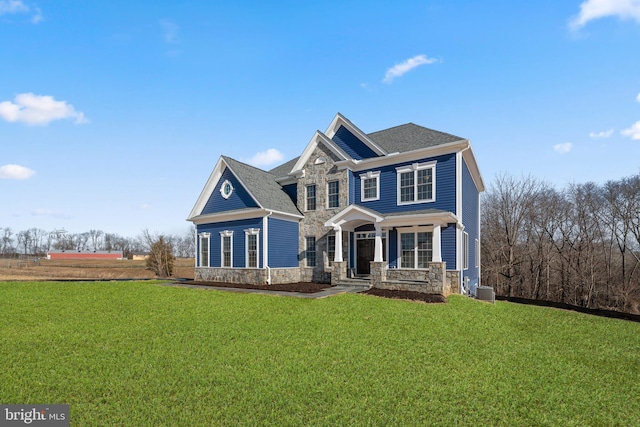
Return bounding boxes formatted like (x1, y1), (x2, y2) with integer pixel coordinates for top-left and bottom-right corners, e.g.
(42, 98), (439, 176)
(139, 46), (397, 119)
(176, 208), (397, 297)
(264, 211), (273, 285)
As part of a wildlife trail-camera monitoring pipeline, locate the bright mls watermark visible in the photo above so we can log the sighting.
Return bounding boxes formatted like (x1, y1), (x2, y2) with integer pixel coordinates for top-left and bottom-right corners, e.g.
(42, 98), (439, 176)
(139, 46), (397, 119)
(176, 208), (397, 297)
(1, 405), (69, 426)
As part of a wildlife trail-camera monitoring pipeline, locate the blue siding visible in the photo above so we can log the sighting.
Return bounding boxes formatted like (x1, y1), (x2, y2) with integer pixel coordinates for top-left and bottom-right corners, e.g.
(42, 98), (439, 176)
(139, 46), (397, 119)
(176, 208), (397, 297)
(349, 170), (356, 205)
(201, 167), (259, 215)
(461, 159), (480, 289)
(353, 153), (456, 214)
(282, 183), (297, 203)
(441, 223), (457, 269)
(332, 126), (379, 160)
(197, 218), (263, 268)
(268, 217), (299, 268)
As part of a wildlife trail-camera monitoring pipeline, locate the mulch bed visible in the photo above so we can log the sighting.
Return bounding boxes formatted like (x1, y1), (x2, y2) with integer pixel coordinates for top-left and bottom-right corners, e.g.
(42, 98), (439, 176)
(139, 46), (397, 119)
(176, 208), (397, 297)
(184, 281), (333, 294)
(363, 288), (447, 303)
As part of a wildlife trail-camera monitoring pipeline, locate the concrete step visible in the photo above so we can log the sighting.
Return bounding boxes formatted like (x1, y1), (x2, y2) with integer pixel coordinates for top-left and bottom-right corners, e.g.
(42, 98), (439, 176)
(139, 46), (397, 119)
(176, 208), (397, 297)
(335, 279), (371, 290)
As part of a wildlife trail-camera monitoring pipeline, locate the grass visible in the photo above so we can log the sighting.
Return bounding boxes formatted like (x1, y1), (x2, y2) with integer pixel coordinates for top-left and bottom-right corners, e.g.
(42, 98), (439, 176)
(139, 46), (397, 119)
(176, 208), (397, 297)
(0, 281), (639, 426)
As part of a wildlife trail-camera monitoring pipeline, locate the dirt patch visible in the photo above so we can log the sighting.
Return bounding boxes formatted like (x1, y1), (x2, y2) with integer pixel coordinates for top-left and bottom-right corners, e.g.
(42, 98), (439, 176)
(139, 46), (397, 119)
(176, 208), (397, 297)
(184, 281), (333, 294)
(363, 288), (446, 303)
(0, 258), (195, 281)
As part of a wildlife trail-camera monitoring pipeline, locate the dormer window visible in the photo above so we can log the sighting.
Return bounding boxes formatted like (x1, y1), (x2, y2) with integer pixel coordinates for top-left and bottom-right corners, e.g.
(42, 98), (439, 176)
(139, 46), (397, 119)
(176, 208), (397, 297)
(220, 179), (234, 199)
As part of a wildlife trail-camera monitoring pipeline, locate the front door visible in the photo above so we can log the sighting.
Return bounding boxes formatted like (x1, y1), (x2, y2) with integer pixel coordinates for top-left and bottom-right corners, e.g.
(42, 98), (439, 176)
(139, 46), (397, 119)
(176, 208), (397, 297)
(356, 239), (374, 275)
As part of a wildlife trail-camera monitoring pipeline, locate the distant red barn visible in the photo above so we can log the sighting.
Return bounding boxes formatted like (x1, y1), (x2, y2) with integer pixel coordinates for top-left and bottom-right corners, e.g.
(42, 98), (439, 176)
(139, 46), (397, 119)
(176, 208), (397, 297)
(47, 250), (124, 260)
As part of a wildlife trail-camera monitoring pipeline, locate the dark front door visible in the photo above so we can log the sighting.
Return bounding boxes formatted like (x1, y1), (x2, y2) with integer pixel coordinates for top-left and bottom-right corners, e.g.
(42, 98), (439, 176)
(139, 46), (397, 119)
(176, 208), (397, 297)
(357, 239), (375, 275)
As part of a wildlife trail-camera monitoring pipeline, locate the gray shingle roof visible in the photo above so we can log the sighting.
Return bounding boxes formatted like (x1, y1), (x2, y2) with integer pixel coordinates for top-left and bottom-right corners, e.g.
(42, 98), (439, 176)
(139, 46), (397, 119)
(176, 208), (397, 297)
(222, 156), (301, 217)
(367, 123), (464, 153)
(268, 156), (299, 178)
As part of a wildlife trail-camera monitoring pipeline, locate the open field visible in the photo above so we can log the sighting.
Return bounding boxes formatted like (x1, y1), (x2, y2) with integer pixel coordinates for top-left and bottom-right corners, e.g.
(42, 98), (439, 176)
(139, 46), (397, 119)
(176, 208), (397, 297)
(1, 280), (639, 426)
(0, 258), (195, 281)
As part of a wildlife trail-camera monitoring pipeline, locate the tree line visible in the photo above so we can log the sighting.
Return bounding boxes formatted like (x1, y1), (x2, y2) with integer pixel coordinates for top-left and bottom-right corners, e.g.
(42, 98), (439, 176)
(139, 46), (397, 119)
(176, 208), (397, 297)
(482, 173), (640, 314)
(0, 226), (196, 259)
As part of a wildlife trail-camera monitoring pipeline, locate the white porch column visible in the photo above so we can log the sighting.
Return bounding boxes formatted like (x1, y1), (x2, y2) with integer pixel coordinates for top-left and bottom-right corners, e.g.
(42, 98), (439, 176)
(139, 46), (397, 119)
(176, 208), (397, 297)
(334, 225), (343, 263)
(432, 224), (442, 263)
(374, 224), (384, 262)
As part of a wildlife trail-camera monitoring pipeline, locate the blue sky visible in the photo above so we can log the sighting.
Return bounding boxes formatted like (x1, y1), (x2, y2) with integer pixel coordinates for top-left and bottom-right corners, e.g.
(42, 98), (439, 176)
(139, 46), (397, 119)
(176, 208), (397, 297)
(2, 0), (640, 237)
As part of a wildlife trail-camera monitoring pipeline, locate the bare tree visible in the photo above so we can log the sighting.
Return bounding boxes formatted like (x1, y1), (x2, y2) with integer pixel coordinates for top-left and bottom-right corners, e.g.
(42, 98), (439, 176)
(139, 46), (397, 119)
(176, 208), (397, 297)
(89, 229), (104, 251)
(140, 229), (174, 277)
(1, 228), (14, 256)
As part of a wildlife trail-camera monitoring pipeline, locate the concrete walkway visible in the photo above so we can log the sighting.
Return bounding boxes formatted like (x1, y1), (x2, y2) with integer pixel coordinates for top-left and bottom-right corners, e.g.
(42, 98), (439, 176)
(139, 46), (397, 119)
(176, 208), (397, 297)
(161, 282), (367, 299)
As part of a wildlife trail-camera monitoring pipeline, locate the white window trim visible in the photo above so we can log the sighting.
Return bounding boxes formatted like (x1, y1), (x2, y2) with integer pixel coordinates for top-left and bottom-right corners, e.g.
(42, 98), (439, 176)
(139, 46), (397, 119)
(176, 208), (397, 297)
(198, 232), (210, 267)
(305, 184), (316, 212)
(327, 180), (340, 209)
(220, 179), (234, 199)
(220, 230), (233, 268)
(396, 161), (436, 206)
(397, 226), (433, 270)
(463, 232), (469, 270)
(244, 228), (260, 269)
(360, 171), (380, 202)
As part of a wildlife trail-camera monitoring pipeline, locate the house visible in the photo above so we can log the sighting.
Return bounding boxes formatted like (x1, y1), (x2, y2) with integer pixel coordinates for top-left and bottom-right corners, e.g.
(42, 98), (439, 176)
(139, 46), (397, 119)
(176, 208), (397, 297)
(47, 250), (124, 260)
(187, 113), (484, 295)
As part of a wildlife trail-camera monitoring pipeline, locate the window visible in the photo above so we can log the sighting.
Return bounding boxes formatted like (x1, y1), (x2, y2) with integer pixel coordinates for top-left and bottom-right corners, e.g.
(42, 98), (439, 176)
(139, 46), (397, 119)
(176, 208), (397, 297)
(396, 162), (436, 205)
(475, 239), (480, 268)
(220, 179), (234, 199)
(306, 236), (316, 267)
(245, 228), (260, 268)
(399, 230), (433, 269)
(463, 232), (469, 270)
(199, 233), (210, 267)
(306, 184), (316, 211)
(327, 180), (340, 209)
(327, 234), (335, 266)
(360, 171), (380, 202)
(220, 231), (233, 267)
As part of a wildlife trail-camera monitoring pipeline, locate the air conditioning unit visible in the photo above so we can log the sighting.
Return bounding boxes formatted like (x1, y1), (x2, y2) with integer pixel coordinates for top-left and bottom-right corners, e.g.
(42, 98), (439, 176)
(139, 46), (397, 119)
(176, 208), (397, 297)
(476, 286), (495, 303)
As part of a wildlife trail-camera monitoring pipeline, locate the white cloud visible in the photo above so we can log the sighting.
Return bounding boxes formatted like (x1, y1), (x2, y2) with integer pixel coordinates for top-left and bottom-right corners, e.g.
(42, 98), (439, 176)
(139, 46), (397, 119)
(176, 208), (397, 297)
(589, 129), (614, 138)
(0, 0), (28, 14)
(160, 19), (179, 43)
(248, 148), (284, 167)
(0, 164), (35, 179)
(0, 93), (87, 125)
(553, 142), (573, 153)
(30, 6), (42, 23)
(0, 1), (42, 23)
(636, 92), (640, 102)
(383, 54), (438, 84)
(569, 0), (640, 30)
(621, 121), (640, 139)
(31, 208), (68, 219)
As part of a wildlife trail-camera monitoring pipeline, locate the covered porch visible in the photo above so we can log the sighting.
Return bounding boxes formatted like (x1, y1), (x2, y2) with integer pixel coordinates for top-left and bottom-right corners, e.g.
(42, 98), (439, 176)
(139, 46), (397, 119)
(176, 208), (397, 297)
(324, 205), (461, 295)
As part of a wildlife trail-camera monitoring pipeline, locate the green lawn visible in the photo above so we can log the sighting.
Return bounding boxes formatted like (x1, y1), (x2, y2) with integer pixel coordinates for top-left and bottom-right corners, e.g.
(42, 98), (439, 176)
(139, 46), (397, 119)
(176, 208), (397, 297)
(1, 281), (639, 426)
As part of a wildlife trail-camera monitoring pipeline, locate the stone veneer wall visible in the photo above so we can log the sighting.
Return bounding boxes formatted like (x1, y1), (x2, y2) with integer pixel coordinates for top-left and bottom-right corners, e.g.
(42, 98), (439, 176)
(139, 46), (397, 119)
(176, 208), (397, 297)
(297, 142), (349, 281)
(374, 280), (444, 294)
(370, 262), (461, 295)
(267, 268), (301, 284)
(195, 267), (300, 285)
(445, 271), (460, 296)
